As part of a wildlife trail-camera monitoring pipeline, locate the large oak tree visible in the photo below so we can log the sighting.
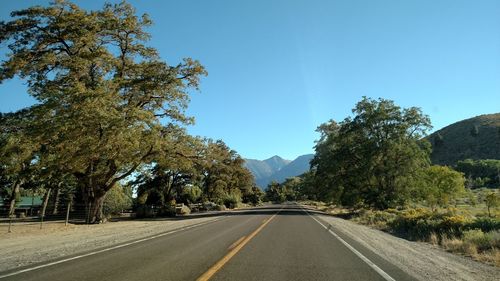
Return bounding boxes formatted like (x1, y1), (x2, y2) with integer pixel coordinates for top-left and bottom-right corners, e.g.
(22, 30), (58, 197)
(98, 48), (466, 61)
(311, 97), (432, 209)
(0, 1), (206, 222)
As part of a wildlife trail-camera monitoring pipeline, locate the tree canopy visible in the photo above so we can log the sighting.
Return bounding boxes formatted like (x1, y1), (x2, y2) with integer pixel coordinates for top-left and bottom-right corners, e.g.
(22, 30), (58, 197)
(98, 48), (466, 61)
(0, 1), (207, 222)
(310, 97), (432, 209)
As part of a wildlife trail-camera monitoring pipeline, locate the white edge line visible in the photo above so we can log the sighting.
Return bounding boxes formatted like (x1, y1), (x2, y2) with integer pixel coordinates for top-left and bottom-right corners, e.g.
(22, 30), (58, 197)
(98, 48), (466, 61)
(0, 216), (227, 279)
(302, 207), (396, 281)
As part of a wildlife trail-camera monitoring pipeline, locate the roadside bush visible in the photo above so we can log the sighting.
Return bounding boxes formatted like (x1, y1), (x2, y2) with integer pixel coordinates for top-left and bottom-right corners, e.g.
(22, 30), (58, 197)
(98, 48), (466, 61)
(387, 207), (500, 241)
(354, 210), (397, 229)
(202, 201), (217, 211)
(223, 193), (241, 209)
(159, 206), (176, 216)
(462, 230), (497, 251)
(176, 205), (191, 215)
(388, 208), (471, 240)
(468, 217), (500, 232)
(216, 204), (226, 211)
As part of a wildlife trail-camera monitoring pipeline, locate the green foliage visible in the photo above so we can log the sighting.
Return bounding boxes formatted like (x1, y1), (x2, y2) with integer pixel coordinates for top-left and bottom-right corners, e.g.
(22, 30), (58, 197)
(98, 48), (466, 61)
(468, 217), (500, 233)
(462, 229), (500, 251)
(264, 180), (298, 203)
(197, 140), (253, 205)
(103, 184), (133, 216)
(418, 165), (465, 209)
(389, 209), (469, 240)
(0, 1), (206, 222)
(485, 192), (499, 217)
(242, 186), (264, 205)
(222, 191), (241, 209)
(388, 208), (500, 241)
(265, 181), (284, 203)
(182, 186), (202, 204)
(456, 159), (500, 188)
(310, 97), (432, 209)
(132, 138), (253, 213)
(433, 132), (444, 147)
(354, 209), (398, 228)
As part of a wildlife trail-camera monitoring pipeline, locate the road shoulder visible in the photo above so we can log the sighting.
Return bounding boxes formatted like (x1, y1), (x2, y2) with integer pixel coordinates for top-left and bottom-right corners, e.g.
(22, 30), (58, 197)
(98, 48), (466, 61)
(0, 215), (223, 272)
(313, 212), (499, 281)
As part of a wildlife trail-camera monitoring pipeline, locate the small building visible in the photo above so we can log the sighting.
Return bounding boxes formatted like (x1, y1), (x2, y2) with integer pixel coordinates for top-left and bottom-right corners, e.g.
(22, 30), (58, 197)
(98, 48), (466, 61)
(0, 196), (43, 217)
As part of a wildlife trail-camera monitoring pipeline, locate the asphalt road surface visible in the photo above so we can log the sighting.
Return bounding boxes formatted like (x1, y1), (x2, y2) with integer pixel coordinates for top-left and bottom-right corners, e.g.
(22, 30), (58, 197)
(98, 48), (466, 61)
(0, 204), (416, 281)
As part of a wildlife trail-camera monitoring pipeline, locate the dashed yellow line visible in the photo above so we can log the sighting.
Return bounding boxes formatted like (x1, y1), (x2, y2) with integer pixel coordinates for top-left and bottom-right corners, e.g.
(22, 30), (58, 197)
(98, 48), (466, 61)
(197, 213), (279, 281)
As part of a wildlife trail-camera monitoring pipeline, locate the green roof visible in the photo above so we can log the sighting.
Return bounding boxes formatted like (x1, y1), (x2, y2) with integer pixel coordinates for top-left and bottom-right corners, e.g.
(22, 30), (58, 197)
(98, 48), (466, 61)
(0, 196), (43, 207)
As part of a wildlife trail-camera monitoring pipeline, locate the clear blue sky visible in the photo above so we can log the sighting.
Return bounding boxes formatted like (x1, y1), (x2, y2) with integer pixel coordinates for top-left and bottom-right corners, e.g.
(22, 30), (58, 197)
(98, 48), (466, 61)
(1, 0), (499, 160)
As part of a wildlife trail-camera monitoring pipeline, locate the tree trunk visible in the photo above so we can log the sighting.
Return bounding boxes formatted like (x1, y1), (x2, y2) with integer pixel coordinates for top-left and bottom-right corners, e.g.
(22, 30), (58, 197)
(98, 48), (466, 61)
(8, 179), (22, 217)
(84, 194), (106, 224)
(52, 184), (61, 215)
(41, 188), (52, 218)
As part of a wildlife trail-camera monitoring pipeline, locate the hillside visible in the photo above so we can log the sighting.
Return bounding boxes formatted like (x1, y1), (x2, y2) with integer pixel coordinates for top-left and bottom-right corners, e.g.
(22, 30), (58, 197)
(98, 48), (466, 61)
(244, 154), (313, 188)
(428, 113), (500, 165)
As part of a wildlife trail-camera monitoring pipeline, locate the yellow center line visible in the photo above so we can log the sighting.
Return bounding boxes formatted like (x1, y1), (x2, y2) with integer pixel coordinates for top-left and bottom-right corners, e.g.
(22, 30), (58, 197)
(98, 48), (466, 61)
(196, 210), (281, 281)
(227, 236), (246, 250)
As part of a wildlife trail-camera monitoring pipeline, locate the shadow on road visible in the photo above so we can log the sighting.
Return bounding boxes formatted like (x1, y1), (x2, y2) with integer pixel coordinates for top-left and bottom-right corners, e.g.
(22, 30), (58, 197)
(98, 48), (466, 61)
(132, 204), (329, 223)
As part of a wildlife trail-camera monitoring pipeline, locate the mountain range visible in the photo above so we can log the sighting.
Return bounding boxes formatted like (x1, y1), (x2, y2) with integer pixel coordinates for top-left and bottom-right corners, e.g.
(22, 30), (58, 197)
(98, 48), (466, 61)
(244, 154), (314, 189)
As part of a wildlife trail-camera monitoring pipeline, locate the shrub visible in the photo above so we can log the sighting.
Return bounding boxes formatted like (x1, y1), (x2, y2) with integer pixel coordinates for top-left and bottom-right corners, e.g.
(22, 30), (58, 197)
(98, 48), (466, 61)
(202, 201), (217, 211)
(389, 208), (437, 240)
(439, 214), (470, 237)
(223, 193), (241, 209)
(462, 230), (490, 251)
(441, 236), (463, 252)
(468, 217), (500, 232)
(176, 205), (191, 215)
(388, 208), (472, 240)
(216, 204), (226, 211)
(355, 210), (397, 228)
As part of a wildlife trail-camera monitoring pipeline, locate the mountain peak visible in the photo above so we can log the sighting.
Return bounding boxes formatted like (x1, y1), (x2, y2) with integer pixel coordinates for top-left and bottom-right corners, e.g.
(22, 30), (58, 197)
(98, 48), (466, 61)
(267, 155), (284, 160)
(244, 154), (314, 189)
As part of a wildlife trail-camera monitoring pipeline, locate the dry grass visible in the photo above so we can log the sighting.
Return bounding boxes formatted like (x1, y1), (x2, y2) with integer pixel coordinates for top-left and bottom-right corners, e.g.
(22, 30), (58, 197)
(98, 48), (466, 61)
(429, 232), (439, 245)
(439, 230), (500, 266)
(441, 236), (464, 252)
(461, 243), (478, 256)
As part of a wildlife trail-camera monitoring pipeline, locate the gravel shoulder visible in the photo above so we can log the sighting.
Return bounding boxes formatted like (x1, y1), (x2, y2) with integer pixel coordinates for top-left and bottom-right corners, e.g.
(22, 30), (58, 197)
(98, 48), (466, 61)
(0, 215), (222, 272)
(315, 213), (499, 281)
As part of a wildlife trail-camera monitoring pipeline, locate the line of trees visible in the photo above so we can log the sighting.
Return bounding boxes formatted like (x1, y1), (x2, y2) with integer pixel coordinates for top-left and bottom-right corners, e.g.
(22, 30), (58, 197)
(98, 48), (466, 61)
(0, 1), (259, 223)
(284, 97), (469, 210)
(456, 159), (500, 188)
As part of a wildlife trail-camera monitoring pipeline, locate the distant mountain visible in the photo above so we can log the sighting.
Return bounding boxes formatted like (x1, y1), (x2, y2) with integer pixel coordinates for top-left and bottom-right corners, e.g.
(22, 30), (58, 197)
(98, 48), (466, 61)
(427, 113), (500, 165)
(244, 154), (314, 188)
(244, 155), (290, 181)
(263, 155), (291, 172)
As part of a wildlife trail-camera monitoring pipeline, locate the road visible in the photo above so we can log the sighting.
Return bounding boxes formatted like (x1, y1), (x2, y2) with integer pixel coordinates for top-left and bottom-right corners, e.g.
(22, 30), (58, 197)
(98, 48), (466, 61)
(0, 204), (416, 281)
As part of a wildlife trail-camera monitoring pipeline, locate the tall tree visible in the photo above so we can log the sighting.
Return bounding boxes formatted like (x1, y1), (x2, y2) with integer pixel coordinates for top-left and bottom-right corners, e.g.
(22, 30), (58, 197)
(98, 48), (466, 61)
(311, 97), (432, 209)
(198, 139), (253, 204)
(418, 165), (465, 210)
(0, 1), (206, 222)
